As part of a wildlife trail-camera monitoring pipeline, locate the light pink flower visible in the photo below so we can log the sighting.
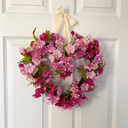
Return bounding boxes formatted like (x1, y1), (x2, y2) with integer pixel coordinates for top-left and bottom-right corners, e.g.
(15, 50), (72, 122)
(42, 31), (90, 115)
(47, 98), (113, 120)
(71, 84), (78, 93)
(26, 75), (35, 83)
(86, 71), (96, 79)
(53, 50), (62, 60)
(57, 87), (62, 96)
(86, 35), (93, 43)
(71, 93), (80, 99)
(47, 44), (55, 53)
(24, 63), (36, 74)
(33, 40), (45, 49)
(19, 47), (26, 54)
(80, 83), (89, 92)
(26, 47), (33, 52)
(49, 54), (55, 63)
(32, 58), (41, 66)
(32, 67), (38, 75)
(65, 44), (75, 54)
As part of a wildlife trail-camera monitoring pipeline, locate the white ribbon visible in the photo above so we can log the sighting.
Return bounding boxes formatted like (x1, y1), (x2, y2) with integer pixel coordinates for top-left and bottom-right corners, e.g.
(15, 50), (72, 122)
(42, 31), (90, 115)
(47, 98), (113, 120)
(54, 6), (76, 44)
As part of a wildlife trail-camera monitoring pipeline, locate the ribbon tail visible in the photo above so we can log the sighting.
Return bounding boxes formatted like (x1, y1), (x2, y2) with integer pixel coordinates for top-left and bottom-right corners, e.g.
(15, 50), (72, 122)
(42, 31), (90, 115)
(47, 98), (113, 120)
(68, 16), (76, 27)
(54, 14), (63, 34)
(63, 16), (71, 44)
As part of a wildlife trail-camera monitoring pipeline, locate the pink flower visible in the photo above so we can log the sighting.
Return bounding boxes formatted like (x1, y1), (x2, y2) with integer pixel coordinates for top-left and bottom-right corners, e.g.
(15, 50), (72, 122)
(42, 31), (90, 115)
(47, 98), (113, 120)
(24, 63), (36, 74)
(35, 78), (44, 85)
(33, 40), (45, 49)
(58, 66), (66, 73)
(65, 44), (75, 54)
(80, 83), (89, 92)
(71, 82), (78, 93)
(71, 31), (75, 35)
(53, 50), (62, 60)
(99, 68), (104, 74)
(32, 67), (38, 75)
(71, 93), (80, 99)
(47, 44), (55, 53)
(19, 47), (26, 54)
(49, 54), (55, 63)
(42, 70), (50, 78)
(26, 75), (35, 83)
(57, 87), (62, 96)
(50, 62), (58, 68)
(32, 58), (41, 66)
(42, 86), (48, 93)
(86, 71), (96, 79)
(75, 33), (82, 39)
(32, 88), (42, 98)
(86, 35), (93, 42)
(44, 78), (52, 85)
(94, 40), (99, 47)
(40, 33), (47, 41)
(18, 63), (24, 69)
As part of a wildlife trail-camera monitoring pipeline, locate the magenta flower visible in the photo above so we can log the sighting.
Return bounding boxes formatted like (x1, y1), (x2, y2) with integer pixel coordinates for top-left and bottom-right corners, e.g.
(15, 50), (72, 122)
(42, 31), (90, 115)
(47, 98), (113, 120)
(65, 44), (75, 54)
(35, 78), (44, 85)
(71, 31), (75, 35)
(40, 33), (47, 41)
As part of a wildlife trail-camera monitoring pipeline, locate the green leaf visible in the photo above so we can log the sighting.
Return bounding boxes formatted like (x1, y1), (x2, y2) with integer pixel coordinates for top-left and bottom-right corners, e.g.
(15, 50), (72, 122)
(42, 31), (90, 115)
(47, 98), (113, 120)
(30, 41), (35, 46)
(94, 45), (98, 50)
(77, 67), (88, 80)
(45, 30), (50, 40)
(24, 56), (31, 64)
(38, 65), (47, 73)
(21, 53), (28, 57)
(55, 71), (62, 75)
(89, 87), (94, 91)
(33, 28), (38, 41)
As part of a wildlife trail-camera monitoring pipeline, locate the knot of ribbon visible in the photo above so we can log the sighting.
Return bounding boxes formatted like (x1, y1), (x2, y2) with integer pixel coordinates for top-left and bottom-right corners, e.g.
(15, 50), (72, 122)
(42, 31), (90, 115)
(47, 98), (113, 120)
(54, 6), (76, 44)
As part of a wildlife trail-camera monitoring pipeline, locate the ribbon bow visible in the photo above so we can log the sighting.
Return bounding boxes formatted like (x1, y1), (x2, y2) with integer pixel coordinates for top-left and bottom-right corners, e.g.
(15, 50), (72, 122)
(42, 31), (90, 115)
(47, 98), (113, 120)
(54, 6), (76, 44)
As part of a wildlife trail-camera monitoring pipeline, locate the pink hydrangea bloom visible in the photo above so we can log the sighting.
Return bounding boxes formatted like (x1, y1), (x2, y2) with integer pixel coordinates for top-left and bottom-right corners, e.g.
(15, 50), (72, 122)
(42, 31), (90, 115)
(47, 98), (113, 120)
(65, 43), (75, 54)
(86, 71), (96, 79)
(24, 63), (36, 74)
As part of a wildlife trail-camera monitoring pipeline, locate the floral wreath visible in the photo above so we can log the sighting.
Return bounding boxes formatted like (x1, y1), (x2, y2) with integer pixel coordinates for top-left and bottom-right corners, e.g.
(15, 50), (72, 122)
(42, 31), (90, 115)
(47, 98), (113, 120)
(18, 27), (106, 110)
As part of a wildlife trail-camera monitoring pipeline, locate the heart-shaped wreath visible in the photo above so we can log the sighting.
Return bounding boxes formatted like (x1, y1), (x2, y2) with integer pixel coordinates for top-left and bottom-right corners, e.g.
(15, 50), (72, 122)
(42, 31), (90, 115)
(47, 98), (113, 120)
(18, 28), (106, 110)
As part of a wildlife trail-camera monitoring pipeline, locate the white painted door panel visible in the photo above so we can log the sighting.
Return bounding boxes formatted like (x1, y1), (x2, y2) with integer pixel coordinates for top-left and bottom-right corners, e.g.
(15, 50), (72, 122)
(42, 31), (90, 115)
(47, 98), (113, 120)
(0, 0), (128, 128)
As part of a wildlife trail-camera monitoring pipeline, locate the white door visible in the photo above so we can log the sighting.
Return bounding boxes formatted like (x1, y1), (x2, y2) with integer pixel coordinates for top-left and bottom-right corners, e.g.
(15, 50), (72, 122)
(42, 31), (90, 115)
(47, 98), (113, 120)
(0, 0), (128, 128)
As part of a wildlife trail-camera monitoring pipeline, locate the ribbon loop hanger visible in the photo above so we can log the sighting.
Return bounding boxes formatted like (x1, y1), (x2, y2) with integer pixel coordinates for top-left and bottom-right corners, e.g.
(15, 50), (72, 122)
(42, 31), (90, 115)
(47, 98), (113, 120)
(54, 6), (76, 44)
